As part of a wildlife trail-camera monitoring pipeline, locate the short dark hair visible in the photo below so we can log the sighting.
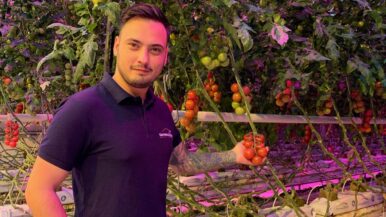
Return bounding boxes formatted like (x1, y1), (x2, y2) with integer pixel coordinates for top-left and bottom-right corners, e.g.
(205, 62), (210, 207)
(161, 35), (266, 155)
(119, 3), (170, 37)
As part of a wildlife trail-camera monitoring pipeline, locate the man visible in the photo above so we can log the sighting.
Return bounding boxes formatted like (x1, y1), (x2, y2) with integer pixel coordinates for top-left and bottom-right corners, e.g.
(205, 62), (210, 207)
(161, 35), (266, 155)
(25, 3), (254, 217)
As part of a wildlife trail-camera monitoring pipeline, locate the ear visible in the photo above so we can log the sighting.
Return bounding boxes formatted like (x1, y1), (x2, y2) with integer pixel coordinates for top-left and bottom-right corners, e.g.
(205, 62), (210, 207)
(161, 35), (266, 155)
(113, 36), (120, 56)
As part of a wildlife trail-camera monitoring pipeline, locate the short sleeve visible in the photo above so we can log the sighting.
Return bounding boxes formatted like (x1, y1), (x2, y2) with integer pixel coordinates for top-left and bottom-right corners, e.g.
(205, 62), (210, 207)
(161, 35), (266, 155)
(38, 97), (90, 171)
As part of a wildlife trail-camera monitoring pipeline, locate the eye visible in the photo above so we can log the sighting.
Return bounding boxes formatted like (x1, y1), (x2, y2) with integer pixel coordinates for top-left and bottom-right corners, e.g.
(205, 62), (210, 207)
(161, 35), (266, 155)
(150, 47), (163, 55)
(128, 42), (140, 50)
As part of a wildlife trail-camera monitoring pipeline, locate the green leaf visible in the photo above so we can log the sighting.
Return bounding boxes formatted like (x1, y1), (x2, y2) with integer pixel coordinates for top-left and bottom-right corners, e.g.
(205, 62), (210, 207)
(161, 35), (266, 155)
(47, 23), (80, 34)
(222, 0), (238, 7)
(102, 2), (121, 27)
(87, 23), (98, 33)
(36, 40), (60, 73)
(61, 47), (76, 61)
(73, 35), (98, 83)
(369, 11), (383, 29)
(303, 49), (330, 62)
(354, 57), (370, 78)
(78, 17), (90, 26)
(223, 21), (242, 51)
(326, 39), (339, 61)
(36, 51), (60, 73)
(358, 79), (368, 95)
(346, 60), (357, 74)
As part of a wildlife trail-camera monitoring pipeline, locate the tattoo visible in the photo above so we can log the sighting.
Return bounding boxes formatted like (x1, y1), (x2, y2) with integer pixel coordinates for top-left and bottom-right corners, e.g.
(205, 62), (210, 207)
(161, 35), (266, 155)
(169, 142), (236, 176)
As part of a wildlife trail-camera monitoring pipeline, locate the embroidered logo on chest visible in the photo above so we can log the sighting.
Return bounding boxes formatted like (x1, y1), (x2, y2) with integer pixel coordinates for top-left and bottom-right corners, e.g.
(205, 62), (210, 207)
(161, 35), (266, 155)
(159, 128), (173, 139)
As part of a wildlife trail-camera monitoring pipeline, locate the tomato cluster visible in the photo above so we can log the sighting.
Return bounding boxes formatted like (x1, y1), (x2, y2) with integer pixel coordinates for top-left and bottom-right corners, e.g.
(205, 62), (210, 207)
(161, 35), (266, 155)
(316, 98), (333, 116)
(3, 120), (19, 148)
(14, 102), (24, 113)
(275, 79), (297, 108)
(350, 90), (365, 113)
(180, 90), (199, 133)
(303, 125), (312, 144)
(230, 83), (251, 115)
(198, 32), (229, 71)
(204, 72), (221, 103)
(64, 63), (73, 87)
(242, 132), (269, 166)
(358, 109), (373, 133)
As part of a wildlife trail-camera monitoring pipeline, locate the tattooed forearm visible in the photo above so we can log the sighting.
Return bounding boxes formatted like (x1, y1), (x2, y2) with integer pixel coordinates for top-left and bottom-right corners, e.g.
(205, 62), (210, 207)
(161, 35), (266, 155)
(169, 143), (237, 176)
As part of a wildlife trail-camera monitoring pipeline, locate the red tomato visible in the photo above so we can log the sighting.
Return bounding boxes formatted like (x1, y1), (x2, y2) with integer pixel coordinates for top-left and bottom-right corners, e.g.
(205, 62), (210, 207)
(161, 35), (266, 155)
(207, 71), (213, 79)
(254, 134), (265, 143)
(211, 84), (219, 92)
(2, 77), (12, 85)
(243, 148), (255, 160)
(184, 110), (196, 120)
(242, 86), (251, 95)
(185, 100), (195, 110)
(4, 128), (11, 134)
(364, 109), (373, 117)
(9, 141), (16, 147)
(257, 147), (268, 157)
(167, 103), (173, 112)
(213, 91), (221, 98)
(286, 79), (293, 88)
(12, 123), (19, 130)
(282, 88), (291, 95)
(251, 156), (264, 165)
(205, 83), (211, 91)
(230, 83), (239, 93)
(179, 117), (191, 127)
(193, 105), (199, 115)
(6, 121), (13, 127)
(243, 132), (253, 142)
(213, 95), (221, 103)
(232, 93), (242, 102)
(187, 90), (197, 100)
(254, 142), (265, 149)
(243, 141), (253, 148)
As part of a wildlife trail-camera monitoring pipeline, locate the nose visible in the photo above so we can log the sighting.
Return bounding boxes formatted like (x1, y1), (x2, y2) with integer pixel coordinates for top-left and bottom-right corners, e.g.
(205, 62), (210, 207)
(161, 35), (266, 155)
(137, 48), (149, 65)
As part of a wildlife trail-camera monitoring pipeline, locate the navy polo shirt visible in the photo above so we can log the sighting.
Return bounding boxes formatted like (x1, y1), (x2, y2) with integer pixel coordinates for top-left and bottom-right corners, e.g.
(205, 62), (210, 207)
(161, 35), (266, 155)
(38, 73), (181, 217)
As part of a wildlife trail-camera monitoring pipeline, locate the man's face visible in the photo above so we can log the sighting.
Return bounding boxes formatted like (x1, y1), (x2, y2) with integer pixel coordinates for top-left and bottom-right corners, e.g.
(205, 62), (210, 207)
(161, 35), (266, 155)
(113, 17), (168, 89)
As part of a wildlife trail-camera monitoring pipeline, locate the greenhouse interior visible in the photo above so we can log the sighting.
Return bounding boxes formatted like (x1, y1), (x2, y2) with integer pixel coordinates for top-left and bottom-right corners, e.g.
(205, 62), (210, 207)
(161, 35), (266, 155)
(0, 0), (385, 216)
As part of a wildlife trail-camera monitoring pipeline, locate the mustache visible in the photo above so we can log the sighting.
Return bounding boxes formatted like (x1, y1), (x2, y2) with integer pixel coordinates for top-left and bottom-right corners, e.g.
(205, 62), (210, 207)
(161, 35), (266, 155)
(130, 65), (152, 72)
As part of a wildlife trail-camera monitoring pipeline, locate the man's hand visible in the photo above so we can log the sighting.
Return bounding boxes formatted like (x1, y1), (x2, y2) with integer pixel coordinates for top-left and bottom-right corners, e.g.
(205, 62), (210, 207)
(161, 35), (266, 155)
(231, 141), (267, 166)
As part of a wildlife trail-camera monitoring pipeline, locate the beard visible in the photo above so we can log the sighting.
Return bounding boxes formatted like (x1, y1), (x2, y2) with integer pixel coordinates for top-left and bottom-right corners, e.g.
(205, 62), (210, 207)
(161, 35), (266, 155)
(118, 65), (156, 89)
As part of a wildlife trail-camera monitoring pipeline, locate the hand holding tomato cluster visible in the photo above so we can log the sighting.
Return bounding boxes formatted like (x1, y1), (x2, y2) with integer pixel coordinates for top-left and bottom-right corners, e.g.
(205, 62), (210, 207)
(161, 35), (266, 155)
(204, 72), (221, 103)
(3, 120), (19, 148)
(180, 90), (200, 133)
(242, 132), (269, 166)
(230, 83), (252, 115)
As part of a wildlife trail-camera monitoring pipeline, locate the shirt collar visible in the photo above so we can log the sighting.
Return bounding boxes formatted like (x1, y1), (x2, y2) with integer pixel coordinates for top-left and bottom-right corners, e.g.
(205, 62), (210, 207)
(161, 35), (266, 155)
(100, 72), (156, 108)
